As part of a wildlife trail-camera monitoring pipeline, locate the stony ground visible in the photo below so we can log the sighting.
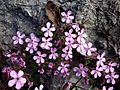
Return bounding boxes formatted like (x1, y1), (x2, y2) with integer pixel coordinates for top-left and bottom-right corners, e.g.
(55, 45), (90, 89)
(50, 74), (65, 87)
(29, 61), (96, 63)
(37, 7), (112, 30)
(0, 0), (120, 90)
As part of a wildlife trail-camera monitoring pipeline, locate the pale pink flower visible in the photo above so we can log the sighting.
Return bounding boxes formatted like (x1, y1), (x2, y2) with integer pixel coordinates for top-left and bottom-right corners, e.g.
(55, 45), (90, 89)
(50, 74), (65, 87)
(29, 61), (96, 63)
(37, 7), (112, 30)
(91, 67), (103, 78)
(8, 70), (26, 90)
(77, 28), (87, 43)
(102, 86), (114, 90)
(38, 68), (44, 74)
(25, 33), (40, 53)
(61, 48), (73, 60)
(57, 62), (70, 74)
(40, 37), (52, 50)
(48, 62), (54, 69)
(72, 23), (81, 32)
(41, 22), (55, 37)
(28, 81), (33, 88)
(33, 51), (47, 64)
(65, 29), (76, 42)
(49, 48), (58, 60)
(97, 52), (106, 67)
(35, 84), (44, 90)
(12, 31), (25, 45)
(61, 10), (74, 23)
(73, 64), (88, 77)
(84, 42), (97, 56)
(103, 62), (117, 73)
(105, 72), (119, 84)
(65, 40), (74, 51)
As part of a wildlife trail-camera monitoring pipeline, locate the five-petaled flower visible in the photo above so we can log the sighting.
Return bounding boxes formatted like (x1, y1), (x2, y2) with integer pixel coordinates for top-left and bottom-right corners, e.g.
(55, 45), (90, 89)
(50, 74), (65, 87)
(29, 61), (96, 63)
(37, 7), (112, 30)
(8, 70), (26, 90)
(49, 48), (58, 60)
(25, 33), (40, 53)
(40, 37), (52, 50)
(57, 62), (70, 74)
(61, 10), (74, 23)
(105, 72), (119, 85)
(91, 67), (103, 78)
(97, 52), (106, 67)
(41, 22), (56, 37)
(33, 51), (47, 64)
(35, 84), (44, 90)
(12, 31), (25, 45)
(103, 62), (117, 73)
(73, 64), (88, 77)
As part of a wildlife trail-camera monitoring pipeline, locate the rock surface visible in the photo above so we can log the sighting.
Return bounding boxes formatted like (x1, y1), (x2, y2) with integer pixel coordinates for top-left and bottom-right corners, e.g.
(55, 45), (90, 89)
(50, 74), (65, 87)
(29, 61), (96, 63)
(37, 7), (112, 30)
(0, 0), (120, 90)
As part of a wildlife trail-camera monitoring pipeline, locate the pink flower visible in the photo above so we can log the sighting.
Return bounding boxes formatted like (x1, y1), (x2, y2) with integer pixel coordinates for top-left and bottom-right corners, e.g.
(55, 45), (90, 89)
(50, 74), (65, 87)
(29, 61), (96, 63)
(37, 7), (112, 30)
(40, 37), (52, 50)
(102, 86), (113, 90)
(41, 22), (55, 37)
(8, 70), (26, 90)
(103, 62), (117, 73)
(72, 23), (81, 32)
(25, 33), (40, 53)
(65, 29), (76, 42)
(12, 31), (25, 45)
(49, 48), (58, 60)
(65, 40), (74, 51)
(97, 52), (106, 67)
(35, 84), (44, 90)
(33, 51), (47, 64)
(77, 28), (87, 43)
(61, 48), (73, 60)
(105, 72), (119, 84)
(57, 62), (70, 74)
(48, 62), (54, 69)
(28, 81), (33, 88)
(84, 42), (97, 56)
(91, 67), (103, 78)
(61, 10), (74, 23)
(73, 64), (88, 77)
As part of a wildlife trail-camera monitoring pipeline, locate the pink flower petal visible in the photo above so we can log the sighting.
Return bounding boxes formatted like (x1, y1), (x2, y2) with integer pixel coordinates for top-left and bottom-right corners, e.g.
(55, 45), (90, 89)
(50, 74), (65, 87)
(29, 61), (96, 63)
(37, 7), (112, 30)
(8, 79), (17, 87)
(19, 77), (26, 84)
(18, 70), (24, 77)
(10, 70), (18, 78)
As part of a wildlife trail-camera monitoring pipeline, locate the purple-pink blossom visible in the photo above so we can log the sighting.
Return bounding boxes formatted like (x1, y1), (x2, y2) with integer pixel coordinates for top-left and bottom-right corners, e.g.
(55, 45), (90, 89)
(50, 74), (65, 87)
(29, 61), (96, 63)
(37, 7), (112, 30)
(61, 10), (74, 23)
(65, 29), (76, 42)
(12, 31), (25, 45)
(105, 72), (119, 84)
(91, 67), (103, 78)
(72, 23), (81, 32)
(61, 48), (73, 60)
(73, 64), (88, 77)
(40, 37), (52, 50)
(41, 22), (56, 37)
(33, 51), (47, 64)
(57, 62), (70, 75)
(84, 42), (97, 56)
(49, 48), (58, 60)
(97, 52), (106, 67)
(103, 62), (117, 73)
(25, 33), (40, 53)
(8, 70), (26, 90)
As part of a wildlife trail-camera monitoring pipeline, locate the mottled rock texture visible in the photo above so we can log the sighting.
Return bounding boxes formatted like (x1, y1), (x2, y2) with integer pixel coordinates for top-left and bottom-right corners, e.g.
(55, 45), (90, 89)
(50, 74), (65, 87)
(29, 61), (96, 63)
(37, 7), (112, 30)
(0, 0), (120, 90)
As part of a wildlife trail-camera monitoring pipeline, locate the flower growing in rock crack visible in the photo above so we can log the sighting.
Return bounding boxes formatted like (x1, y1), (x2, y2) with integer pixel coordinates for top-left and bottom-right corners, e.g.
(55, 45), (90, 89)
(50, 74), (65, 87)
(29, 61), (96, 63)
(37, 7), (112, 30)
(12, 31), (25, 45)
(41, 22), (55, 37)
(73, 64), (88, 77)
(61, 48), (73, 60)
(61, 10), (74, 23)
(105, 72), (119, 85)
(84, 42), (97, 56)
(57, 62), (70, 74)
(35, 84), (44, 90)
(102, 86), (114, 90)
(25, 33), (40, 53)
(72, 23), (81, 32)
(103, 62), (117, 73)
(97, 52), (106, 67)
(40, 37), (52, 50)
(91, 67), (103, 78)
(8, 70), (26, 90)
(33, 51), (47, 64)
(65, 29), (76, 42)
(49, 48), (58, 60)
